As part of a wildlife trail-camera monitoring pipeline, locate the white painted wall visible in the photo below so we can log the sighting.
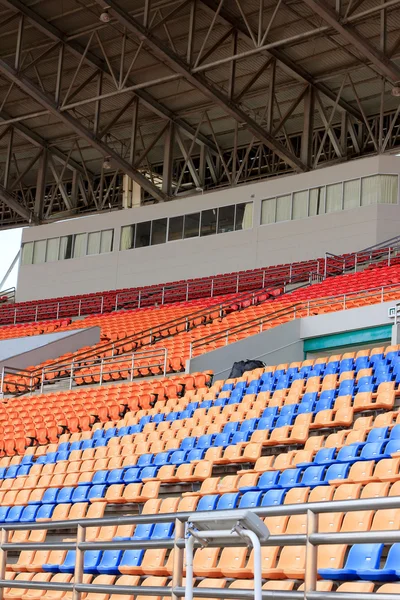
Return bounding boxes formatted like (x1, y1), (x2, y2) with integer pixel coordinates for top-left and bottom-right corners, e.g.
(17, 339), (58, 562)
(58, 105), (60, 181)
(16, 155), (400, 301)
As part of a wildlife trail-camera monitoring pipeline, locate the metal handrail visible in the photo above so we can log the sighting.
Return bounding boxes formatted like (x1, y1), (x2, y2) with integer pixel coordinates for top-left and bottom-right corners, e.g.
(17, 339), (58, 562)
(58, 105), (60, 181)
(0, 496), (399, 600)
(190, 280), (400, 357)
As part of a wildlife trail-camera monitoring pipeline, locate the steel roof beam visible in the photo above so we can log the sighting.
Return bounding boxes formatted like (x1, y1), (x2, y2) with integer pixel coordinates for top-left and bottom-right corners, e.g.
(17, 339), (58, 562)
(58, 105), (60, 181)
(0, 110), (90, 177)
(199, 0), (363, 122)
(0, 182), (33, 221)
(301, 0), (400, 82)
(0, 0), (218, 155)
(0, 59), (167, 201)
(93, 0), (307, 173)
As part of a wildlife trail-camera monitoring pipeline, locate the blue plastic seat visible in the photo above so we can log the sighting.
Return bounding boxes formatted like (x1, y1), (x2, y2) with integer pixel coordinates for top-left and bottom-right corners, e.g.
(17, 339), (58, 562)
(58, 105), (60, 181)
(93, 430), (105, 439)
(360, 442), (389, 461)
(302, 392), (318, 404)
(139, 416), (152, 426)
(196, 435), (215, 450)
(187, 449), (206, 462)
(57, 443), (70, 453)
(56, 451), (70, 462)
(231, 432), (250, 445)
(137, 454), (154, 468)
(88, 485), (107, 502)
(335, 444), (364, 464)
(277, 468), (302, 489)
(166, 411), (180, 422)
(385, 439), (400, 455)
(153, 452), (173, 467)
(355, 357), (370, 370)
(117, 426), (131, 436)
(151, 522), (174, 539)
(324, 463), (351, 484)
(340, 359), (354, 372)
(107, 470), (125, 485)
(42, 488), (59, 505)
(16, 465), (31, 477)
(275, 414), (295, 428)
(261, 489), (286, 506)
(133, 523), (154, 540)
(57, 487), (74, 504)
(94, 439), (107, 448)
(81, 440), (94, 450)
(71, 486), (91, 503)
(180, 438), (196, 451)
(257, 417), (274, 431)
(214, 433), (231, 448)
(256, 471), (280, 491)
(36, 505), (55, 520)
(4, 466), (20, 479)
(170, 451), (189, 466)
(390, 425), (400, 440)
(299, 466), (326, 488)
(123, 468), (141, 484)
(221, 383), (234, 392)
(20, 504), (39, 523)
(279, 405), (297, 418)
(139, 467), (159, 480)
(58, 550), (103, 574)
(240, 419), (258, 433)
(97, 550), (123, 575)
(299, 447), (336, 467)
(239, 491), (263, 509)
(314, 398), (334, 413)
(0, 506), (9, 522)
(92, 471), (108, 486)
(318, 543), (383, 581)
(357, 543), (400, 581)
(197, 495), (219, 511)
(262, 407), (278, 419)
(217, 493), (240, 510)
(128, 425), (142, 434)
(5, 506), (24, 523)
(297, 401), (315, 415)
(366, 427), (389, 443)
(222, 421), (240, 434)
(119, 549), (144, 572)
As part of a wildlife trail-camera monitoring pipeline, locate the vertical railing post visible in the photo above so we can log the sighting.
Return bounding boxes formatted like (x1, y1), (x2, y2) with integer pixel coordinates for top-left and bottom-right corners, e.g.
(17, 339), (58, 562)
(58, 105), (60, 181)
(138, 291), (141, 309)
(262, 270), (266, 289)
(343, 295), (346, 310)
(130, 352), (135, 382)
(100, 296), (104, 314)
(382, 286), (384, 303)
(99, 358), (104, 386)
(13, 307), (17, 325)
(40, 368), (45, 394)
(304, 510), (318, 600)
(307, 301), (310, 317)
(161, 286), (165, 306)
(289, 263), (292, 282)
(324, 253), (328, 279)
(171, 519), (185, 600)
(56, 302), (59, 319)
(0, 368), (4, 398)
(186, 283), (189, 302)
(189, 342), (193, 360)
(236, 273), (239, 293)
(115, 294), (119, 312)
(163, 349), (168, 376)
(35, 304), (39, 322)
(388, 247), (392, 267)
(0, 528), (9, 600)
(73, 525), (85, 600)
(210, 278), (214, 298)
(78, 299), (82, 317)
(69, 360), (74, 390)
(225, 331), (229, 346)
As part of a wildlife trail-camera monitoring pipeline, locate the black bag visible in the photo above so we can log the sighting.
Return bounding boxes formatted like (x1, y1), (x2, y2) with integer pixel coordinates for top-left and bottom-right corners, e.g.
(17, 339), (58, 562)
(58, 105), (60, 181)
(228, 359), (265, 379)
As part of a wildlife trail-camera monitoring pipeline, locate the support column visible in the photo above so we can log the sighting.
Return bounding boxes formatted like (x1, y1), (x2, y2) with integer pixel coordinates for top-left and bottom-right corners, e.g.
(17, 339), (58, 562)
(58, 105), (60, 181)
(123, 174), (141, 208)
(301, 86), (314, 168)
(34, 148), (47, 222)
(162, 121), (174, 197)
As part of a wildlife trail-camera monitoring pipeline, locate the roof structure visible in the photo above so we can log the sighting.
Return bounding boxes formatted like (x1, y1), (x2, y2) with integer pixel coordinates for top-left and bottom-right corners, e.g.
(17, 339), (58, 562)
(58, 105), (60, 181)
(0, 0), (399, 227)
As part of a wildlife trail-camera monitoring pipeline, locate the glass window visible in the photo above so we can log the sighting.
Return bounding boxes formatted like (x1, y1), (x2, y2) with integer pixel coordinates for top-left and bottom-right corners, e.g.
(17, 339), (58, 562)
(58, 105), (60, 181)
(33, 240), (46, 265)
(362, 174), (398, 206)
(276, 194), (292, 222)
(73, 233), (87, 258)
(377, 174), (398, 204)
(343, 179), (360, 210)
(292, 190), (308, 220)
(120, 225), (135, 250)
(87, 231), (101, 255)
(46, 238), (59, 263)
(151, 219), (167, 245)
(326, 182), (343, 213)
(21, 242), (34, 265)
(168, 216), (184, 241)
(59, 235), (73, 260)
(135, 221), (151, 247)
(200, 209), (217, 236)
(100, 229), (114, 253)
(261, 198), (276, 224)
(218, 205), (235, 233)
(236, 202), (253, 230)
(309, 187), (325, 216)
(184, 213), (200, 239)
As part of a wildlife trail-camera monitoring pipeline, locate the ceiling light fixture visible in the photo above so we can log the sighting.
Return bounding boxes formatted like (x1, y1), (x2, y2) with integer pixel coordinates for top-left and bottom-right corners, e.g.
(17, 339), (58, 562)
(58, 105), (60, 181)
(103, 157), (112, 170)
(99, 10), (111, 23)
